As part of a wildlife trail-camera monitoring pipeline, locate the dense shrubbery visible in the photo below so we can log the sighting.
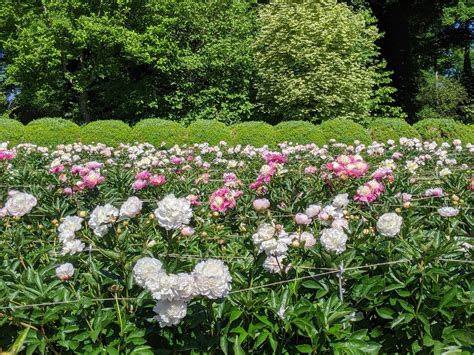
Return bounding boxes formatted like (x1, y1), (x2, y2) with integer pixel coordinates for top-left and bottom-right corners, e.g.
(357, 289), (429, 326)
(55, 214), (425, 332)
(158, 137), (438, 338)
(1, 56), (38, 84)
(275, 121), (325, 145)
(133, 119), (188, 147)
(414, 119), (468, 143)
(0, 119), (24, 145)
(368, 118), (420, 142)
(187, 120), (233, 145)
(0, 117), (472, 148)
(232, 121), (277, 147)
(24, 118), (81, 146)
(81, 120), (133, 145)
(320, 119), (371, 145)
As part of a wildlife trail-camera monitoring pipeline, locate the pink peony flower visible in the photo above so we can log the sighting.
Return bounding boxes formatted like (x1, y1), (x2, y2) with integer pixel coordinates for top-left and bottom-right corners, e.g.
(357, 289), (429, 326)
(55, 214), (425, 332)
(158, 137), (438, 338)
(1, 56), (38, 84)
(424, 188), (443, 198)
(295, 213), (311, 225)
(135, 170), (151, 180)
(209, 186), (243, 212)
(149, 175), (166, 186)
(304, 166), (317, 174)
(181, 226), (195, 236)
(83, 171), (105, 189)
(253, 198), (270, 211)
(132, 179), (148, 190)
(49, 164), (65, 174)
(187, 194), (201, 206)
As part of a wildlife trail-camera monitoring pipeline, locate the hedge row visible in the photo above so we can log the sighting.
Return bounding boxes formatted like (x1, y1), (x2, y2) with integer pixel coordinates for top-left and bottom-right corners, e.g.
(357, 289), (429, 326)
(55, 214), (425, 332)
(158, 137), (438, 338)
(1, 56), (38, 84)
(0, 117), (472, 147)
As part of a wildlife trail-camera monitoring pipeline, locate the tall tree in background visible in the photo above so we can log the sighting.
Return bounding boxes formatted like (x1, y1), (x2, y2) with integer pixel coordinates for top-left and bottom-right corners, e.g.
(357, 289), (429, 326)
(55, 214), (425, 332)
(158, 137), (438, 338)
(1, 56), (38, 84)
(0, 0), (256, 124)
(254, 0), (400, 123)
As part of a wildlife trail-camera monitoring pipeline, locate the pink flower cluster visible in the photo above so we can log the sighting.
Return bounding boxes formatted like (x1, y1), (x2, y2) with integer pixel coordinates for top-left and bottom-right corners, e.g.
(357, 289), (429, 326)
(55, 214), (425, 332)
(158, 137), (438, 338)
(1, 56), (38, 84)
(0, 149), (15, 161)
(209, 186), (243, 213)
(326, 155), (369, 178)
(371, 168), (394, 182)
(50, 161), (106, 195)
(263, 152), (287, 164)
(354, 179), (384, 203)
(132, 170), (166, 190)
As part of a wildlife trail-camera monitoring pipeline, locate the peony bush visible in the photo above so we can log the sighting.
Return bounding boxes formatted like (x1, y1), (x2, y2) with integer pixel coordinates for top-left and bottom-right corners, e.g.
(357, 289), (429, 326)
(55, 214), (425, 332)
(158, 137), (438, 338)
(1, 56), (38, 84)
(0, 138), (472, 353)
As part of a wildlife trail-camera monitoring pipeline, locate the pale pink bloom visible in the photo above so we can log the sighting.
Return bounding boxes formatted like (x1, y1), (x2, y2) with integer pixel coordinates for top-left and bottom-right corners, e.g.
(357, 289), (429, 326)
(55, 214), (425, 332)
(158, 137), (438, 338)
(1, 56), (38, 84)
(304, 166), (317, 174)
(181, 226), (195, 236)
(186, 194), (201, 206)
(149, 175), (166, 186)
(253, 198), (270, 211)
(295, 213), (311, 225)
(424, 188), (444, 198)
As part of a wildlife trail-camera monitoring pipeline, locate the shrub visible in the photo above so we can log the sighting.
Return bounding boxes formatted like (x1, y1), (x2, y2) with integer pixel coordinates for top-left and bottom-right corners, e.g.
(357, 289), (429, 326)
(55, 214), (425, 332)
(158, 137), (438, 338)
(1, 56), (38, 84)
(275, 121), (326, 145)
(24, 118), (80, 147)
(81, 120), (133, 146)
(232, 121), (276, 147)
(455, 124), (474, 144)
(413, 118), (468, 143)
(187, 120), (232, 145)
(133, 119), (187, 147)
(368, 118), (420, 143)
(0, 119), (25, 146)
(319, 119), (371, 145)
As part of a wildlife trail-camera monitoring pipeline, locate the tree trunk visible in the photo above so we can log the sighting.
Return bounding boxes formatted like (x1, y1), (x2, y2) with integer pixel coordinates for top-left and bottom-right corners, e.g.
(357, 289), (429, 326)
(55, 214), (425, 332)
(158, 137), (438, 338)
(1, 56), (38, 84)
(79, 91), (91, 123)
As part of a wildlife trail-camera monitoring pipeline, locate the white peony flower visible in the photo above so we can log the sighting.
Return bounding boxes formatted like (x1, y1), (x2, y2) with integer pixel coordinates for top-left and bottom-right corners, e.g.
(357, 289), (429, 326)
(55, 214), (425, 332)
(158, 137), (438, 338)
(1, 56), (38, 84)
(439, 168), (451, 177)
(154, 194), (192, 230)
(299, 231), (316, 249)
(145, 273), (179, 301)
(119, 196), (143, 219)
(193, 259), (232, 299)
(58, 216), (83, 235)
(88, 204), (119, 237)
(305, 204), (321, 218)
(55, 263), (75, 281)
(320, 228), (348, 254)
(173, 273), (198, 301)
(61, 239), (85, 255)
(153, 300), (188, 327)
(438, 207), (459, 218)
(376, 213), (403, 237)
(252, 223), (276, 245)
(5, 192), (37, 217)
(263, 255), (288, 274)
(133, 257), (164, 288)
(332, 193), (349, 208)
(331, 218), (349, 231)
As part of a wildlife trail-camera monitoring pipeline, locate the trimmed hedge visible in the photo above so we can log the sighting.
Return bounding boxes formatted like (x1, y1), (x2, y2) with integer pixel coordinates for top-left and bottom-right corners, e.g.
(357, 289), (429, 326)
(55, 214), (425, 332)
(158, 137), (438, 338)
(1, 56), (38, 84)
(232, 121), (276, 147)
(24, 118), (80, 147)
(81, 120), (133, 145)
(0, 119), (25, 146)
(188, 120), (232, 145)
(320, 119), (371, 145)
(0, 117), (472, 147)
(133, 119), (188, 147)
(413, 119), (470, 143)
(368, 118), (420, 142)
(275, 121), (326, 145)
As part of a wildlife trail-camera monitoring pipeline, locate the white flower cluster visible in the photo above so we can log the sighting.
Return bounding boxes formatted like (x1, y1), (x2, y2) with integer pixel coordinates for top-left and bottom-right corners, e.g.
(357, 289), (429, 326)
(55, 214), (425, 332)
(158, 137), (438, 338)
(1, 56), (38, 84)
(376, 213), (403, 237)
(252, 223), (294, 274)
(154, 194), (193, 230)
(88, 204), (119, 237)
(0, 191), (37, 217)
(58, 216), (85, 255)
(133, 257), (232, 327)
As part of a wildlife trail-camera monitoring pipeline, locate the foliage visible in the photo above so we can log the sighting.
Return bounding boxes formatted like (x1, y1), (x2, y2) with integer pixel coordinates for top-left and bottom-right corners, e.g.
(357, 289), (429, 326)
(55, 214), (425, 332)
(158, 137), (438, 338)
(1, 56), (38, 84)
(368, 118), (420, 143)
(187, 120), (233, 146)
(232, 121), (276, 147)
(0, 139), (472, 353)
(24, 118), (80, 147)
(413, 118), (471, 143)
(320, 119), (371, 145)
(416, 72), (469, 121)
(133, 119), (187, 147)
(0, 0), (257, 124)
(0, 118), (24, 145)
(254, 0), (395, 123)
(274, 121), (325, 145)
(81, 120), (132, 146)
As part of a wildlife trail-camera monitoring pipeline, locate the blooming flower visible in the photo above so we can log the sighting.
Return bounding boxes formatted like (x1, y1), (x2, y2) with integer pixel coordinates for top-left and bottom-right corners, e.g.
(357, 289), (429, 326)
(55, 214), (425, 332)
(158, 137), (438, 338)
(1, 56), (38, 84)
(438, 207), (459, 218)
(376, 213), (403, 237)
(154, 194), (192, 230)
(320, 228), (348, 254)
(153, 300), (188, 327)
(192, 259), (232, 299)
(88, 204), (119, 237)
(119, 196), (143, 219)
(5, 191), (37, 217)
(56, 263), (75, 281)
(253, 198), (270, 211)
(133, 257), (164, 288)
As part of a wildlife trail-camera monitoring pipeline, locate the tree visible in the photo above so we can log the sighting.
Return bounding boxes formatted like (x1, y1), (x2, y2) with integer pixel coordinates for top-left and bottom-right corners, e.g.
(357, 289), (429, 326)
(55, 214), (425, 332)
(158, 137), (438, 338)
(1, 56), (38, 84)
(0, 0), (257, 124)
(254, 0), (397, 123)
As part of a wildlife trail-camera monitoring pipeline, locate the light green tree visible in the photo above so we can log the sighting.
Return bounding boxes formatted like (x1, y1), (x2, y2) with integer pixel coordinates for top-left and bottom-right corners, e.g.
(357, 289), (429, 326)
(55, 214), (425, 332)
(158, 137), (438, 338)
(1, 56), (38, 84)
(254, 0), (399, 123)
